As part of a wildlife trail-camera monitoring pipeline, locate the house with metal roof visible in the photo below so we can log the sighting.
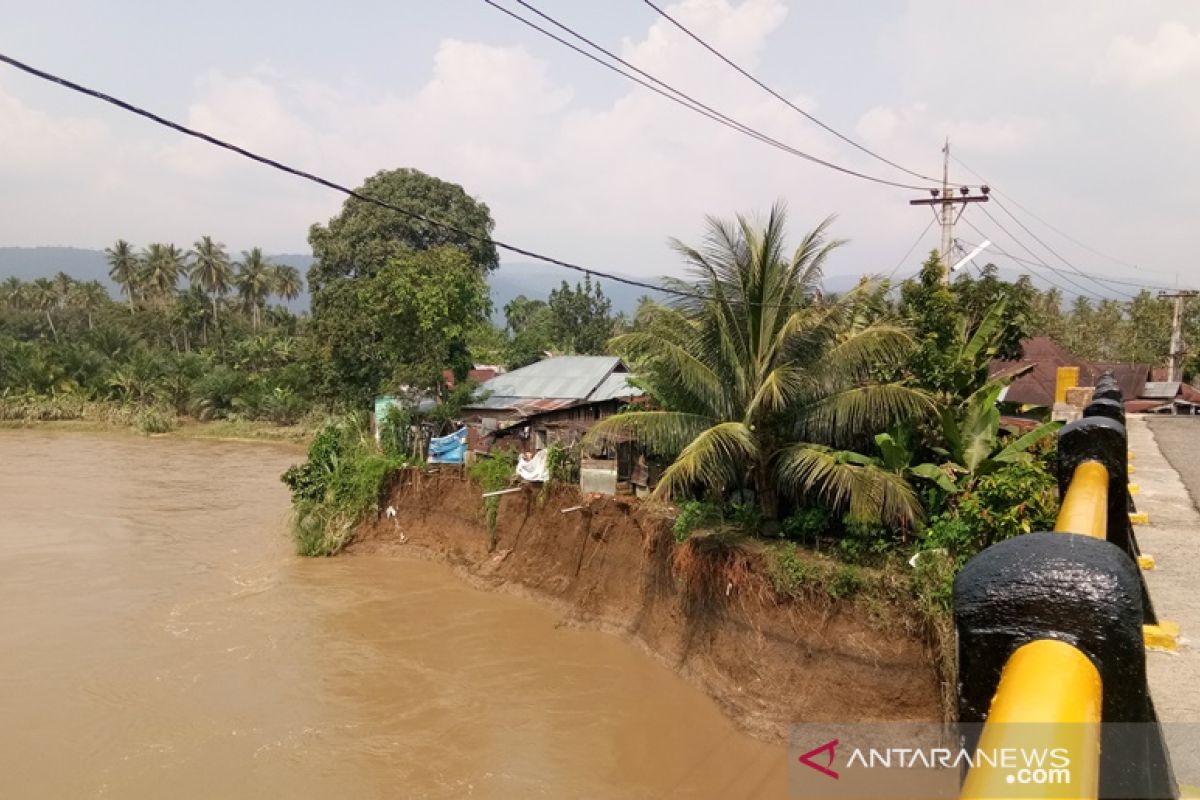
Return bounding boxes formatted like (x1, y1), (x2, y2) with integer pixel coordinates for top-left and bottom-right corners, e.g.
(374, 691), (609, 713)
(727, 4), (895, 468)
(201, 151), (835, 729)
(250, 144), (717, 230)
(461, 356), (647, 493)
(463, 355), (643, 449)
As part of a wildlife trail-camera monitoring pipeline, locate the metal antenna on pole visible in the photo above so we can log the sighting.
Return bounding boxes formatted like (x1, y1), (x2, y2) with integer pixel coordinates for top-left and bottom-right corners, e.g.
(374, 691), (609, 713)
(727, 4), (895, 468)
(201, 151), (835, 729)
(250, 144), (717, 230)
(909, 139), (990, 282)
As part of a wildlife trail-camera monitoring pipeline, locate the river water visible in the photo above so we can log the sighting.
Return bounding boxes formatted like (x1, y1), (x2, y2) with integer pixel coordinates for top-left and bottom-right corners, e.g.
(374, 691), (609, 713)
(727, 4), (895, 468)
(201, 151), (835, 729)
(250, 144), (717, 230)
(0, 430), (787, 798)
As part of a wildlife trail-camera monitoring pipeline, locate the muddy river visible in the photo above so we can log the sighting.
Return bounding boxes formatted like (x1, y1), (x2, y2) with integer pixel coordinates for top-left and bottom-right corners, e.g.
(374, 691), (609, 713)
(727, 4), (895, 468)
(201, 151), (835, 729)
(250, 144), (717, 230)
(0, 430), (787, 798)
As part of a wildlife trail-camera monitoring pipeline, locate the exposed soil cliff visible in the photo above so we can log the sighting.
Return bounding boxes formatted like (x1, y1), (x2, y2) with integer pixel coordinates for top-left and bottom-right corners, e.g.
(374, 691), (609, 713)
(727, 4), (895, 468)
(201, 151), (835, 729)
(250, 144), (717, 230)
(354, 468), (942, 741)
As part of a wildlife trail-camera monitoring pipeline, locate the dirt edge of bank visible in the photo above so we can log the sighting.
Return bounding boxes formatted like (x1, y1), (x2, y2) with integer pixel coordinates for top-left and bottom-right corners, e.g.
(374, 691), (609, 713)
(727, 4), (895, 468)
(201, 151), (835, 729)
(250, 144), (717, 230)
(350, 468), (943, 742)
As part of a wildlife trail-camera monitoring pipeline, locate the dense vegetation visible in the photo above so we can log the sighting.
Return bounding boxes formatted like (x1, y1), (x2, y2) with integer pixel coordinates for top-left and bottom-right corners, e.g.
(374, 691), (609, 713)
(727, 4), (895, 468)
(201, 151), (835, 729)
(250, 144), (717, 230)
(0, 239), (310, 431)
(1, 166), (1186, 591)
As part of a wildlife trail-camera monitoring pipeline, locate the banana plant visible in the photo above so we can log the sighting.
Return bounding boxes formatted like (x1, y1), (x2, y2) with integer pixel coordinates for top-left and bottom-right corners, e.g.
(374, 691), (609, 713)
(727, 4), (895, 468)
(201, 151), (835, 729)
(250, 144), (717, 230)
(933, 378), (1061, 488)
(874, 424), (959, 494)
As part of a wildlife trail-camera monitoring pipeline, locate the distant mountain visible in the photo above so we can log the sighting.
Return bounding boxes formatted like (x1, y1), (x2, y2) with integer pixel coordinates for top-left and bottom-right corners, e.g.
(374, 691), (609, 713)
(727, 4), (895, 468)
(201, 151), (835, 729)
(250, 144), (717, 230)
(0, 246), (866, 319)
(0, 247), (113, 289)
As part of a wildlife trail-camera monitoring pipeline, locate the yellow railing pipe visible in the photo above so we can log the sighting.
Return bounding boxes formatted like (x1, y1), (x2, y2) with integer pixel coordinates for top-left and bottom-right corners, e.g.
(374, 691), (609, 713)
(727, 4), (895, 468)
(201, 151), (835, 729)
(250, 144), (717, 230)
(1055, 461), (1108, 540)
(961, 640), (1102, 800)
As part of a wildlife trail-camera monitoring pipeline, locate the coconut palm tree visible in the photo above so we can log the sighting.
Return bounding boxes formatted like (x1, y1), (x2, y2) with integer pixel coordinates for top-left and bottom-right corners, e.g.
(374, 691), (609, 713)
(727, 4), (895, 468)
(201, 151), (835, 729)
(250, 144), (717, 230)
(234, 248), (274, 330)
(589, 204), (932, 527)
(75, 281), (110, 330)
(141, 243), (186, 306)
(269, 263), (303, 304)
(1, 276), (25, 311)
(105, 239), (141, 311)
(51, 272), (75, 310)
(188, 235), (232, 340)
(29, 278), (60, 342)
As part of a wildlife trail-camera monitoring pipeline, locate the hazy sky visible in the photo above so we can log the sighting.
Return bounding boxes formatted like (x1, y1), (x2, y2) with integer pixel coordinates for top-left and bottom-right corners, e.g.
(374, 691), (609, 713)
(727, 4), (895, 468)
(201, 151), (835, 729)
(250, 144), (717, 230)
(1, 1), (1197, 293)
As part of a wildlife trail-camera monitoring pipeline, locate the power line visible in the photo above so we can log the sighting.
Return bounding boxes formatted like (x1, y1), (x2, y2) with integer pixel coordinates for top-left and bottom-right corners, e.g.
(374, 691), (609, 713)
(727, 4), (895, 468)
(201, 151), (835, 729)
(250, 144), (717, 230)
(885, 217), (936, 280)
(959, 213), (1111, 301)
(0, 50), (690, 301)
(950, 153), (1173, 277)
(0, 49), (847, 312)
(988, 195), (1141, 298)
(639, 0), (952, 186)
(950, 238), (1088, 299)
(975, 205), (1133, 300)
(955, 237), (1169, 291)
(483, 0), (935, 191)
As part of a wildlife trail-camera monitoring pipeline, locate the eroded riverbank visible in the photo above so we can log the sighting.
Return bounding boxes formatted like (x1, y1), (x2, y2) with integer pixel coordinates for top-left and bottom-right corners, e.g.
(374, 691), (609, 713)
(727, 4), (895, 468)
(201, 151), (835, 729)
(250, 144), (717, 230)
(0, 431), (788, 798)
(355, 468), (944, 743)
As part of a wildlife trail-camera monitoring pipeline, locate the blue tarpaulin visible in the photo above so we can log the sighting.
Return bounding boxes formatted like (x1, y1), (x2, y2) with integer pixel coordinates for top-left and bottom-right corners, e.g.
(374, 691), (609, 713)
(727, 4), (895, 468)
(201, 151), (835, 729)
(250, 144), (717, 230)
(428, 427), (468, 464)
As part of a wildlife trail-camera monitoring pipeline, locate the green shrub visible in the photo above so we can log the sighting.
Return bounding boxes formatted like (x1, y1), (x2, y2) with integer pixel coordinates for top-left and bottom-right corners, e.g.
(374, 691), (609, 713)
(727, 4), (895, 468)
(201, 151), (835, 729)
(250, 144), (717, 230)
(766, 545), (864, 601)
(281, 416), (400, 556)
(379, 403), (414, 459)
(672, 500), (722, 542)
(781, 506), (831, 544)
(922, 460), (1058, 565)
(135, 406), (175, 434)
(260, 387), (307, 426)
(545, 441), (581, 483)
(836, 514), (897, 565)
(828, 564), (865, 599)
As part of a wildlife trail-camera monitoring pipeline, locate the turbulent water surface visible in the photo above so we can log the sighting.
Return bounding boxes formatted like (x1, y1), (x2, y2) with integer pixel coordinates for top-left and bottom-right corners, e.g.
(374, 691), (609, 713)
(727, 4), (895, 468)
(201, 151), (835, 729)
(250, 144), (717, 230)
(0, 430), (786, 798)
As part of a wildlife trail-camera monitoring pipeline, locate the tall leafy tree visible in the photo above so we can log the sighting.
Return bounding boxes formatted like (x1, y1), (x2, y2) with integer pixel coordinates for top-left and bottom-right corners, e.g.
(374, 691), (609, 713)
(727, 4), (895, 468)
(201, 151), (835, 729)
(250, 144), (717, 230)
(590, 205), (931, 525)
(105, 239), (140, 311)
(307, 169), (499, 403)
(546, 274), (614, 354)
(309, 246), (490, 406)
(307, 168), (499, 294)
(189, 235), (232, 336)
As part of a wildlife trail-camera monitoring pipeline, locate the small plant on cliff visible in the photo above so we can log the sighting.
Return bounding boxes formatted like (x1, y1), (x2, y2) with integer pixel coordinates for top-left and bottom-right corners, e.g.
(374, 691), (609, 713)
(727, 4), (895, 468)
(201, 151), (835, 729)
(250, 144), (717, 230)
(467, 451), (517, 551)
(379, 403), (415, 459)
(282, 415), (400, 556)
(545, 441), (580, 484)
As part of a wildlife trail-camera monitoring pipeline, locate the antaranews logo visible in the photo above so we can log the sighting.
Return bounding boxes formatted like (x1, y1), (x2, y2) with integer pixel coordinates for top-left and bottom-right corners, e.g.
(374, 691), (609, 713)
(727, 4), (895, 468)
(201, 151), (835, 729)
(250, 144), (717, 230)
(797, 739), (839, 780)
(790, 725), (1083, 800)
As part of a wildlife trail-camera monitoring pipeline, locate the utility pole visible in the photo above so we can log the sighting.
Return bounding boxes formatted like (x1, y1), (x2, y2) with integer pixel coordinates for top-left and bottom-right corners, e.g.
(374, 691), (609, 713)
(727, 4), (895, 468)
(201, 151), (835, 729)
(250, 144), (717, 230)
(1159, 290), (1198, 383)
(909, 139), (991, 282)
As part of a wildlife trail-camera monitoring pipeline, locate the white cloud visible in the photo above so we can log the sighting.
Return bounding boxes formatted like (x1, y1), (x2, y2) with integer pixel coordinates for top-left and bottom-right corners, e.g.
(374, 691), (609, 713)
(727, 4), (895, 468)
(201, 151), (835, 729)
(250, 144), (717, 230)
(4, 0), (1198, 287)
(1096, 20), (1200, 88)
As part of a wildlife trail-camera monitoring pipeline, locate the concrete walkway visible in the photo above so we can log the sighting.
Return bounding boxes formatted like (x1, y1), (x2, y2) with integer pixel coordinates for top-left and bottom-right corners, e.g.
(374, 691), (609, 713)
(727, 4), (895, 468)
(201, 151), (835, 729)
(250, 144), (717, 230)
(1128, 416), (1199, 719)
(1127, 417), (1200, 790)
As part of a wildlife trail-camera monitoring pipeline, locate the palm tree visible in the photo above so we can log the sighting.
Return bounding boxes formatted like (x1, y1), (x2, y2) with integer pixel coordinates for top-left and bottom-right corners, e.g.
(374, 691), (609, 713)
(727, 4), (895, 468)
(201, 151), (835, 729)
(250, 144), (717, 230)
(1, 276), (25, 311)
(75, 281), (110, 330)
(51, 272), (75, 310)
(141, 243), (186, 306)
(188, 235), (232, 341)
(105, 239), (140, 311)
(29, 278), (59, 342)
(269, 263), (303, 304)
(234, 248), (274, 330)
(589, 204), (932, 526)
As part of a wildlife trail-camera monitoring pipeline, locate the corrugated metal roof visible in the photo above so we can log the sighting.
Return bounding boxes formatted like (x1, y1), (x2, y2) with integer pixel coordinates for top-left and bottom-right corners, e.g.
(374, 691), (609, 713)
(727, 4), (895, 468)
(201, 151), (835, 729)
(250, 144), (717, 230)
(472, 356), (622, 402)
(589, 372), (643, 402)
(1142, 381), (1182, 399)
(465, 355), (642, 415)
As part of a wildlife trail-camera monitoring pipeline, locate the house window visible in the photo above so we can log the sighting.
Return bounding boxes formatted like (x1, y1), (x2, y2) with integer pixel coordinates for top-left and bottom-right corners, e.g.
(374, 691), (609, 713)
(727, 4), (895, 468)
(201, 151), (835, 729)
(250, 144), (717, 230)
(535, 429), (547, 449)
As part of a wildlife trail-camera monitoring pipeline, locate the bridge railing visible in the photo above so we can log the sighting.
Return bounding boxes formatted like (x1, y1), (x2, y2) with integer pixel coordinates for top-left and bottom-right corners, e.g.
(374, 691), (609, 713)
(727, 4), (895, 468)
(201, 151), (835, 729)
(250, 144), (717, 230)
(953, 373), (1178, 799)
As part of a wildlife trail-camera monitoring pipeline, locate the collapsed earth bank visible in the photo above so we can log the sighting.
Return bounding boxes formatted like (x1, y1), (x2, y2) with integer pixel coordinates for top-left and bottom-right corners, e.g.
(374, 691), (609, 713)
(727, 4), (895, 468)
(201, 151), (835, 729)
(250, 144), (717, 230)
(353, 468), (942, 741)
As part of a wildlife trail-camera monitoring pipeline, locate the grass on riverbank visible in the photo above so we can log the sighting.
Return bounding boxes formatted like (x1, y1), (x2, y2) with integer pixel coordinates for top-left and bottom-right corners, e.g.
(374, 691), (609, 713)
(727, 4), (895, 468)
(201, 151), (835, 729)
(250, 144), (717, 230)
(0, 395), (319, 443)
